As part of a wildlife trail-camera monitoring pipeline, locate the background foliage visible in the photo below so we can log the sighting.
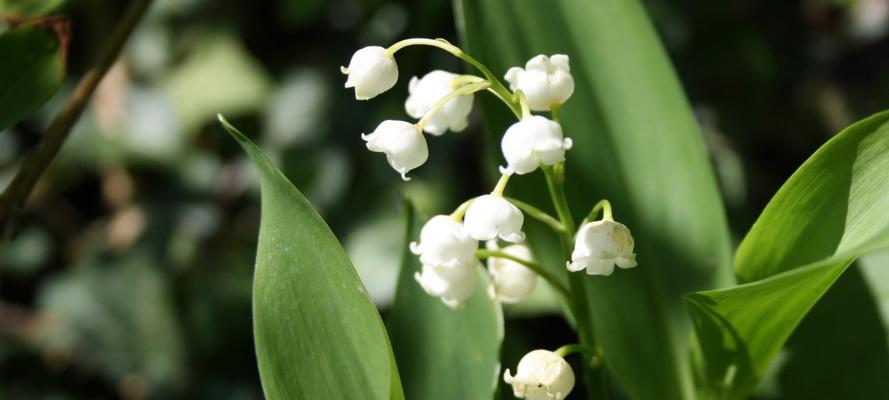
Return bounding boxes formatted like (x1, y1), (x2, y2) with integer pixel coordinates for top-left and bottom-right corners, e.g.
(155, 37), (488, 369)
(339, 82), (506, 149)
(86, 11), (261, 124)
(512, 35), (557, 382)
(1, 0), (888, 399)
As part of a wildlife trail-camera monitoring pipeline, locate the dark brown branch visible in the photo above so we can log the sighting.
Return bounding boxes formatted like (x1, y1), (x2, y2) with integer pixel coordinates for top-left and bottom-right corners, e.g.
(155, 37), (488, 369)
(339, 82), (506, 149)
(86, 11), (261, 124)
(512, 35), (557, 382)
(0, 0), (154, 239)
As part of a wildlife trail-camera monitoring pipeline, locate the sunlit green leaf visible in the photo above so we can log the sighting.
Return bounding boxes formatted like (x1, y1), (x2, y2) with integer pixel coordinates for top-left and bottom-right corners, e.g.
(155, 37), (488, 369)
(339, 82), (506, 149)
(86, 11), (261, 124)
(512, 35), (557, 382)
(218, 115), (404, 400)
(0, 26), (65, 132)
(386, 200), (503, 400)
(685, 110), (889, 399)
(457, 1), (732, 399)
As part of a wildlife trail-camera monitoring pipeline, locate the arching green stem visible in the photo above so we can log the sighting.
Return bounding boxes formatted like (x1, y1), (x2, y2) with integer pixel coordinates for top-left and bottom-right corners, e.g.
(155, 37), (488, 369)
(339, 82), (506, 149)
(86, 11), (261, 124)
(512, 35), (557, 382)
(475, 249), (572, 305)
(416, 80), (491, 131)
(506, 197), (565, 234)
(580, 199), (614, 227)
(386, 38), (521, 118)
(450, 198), (474, 221)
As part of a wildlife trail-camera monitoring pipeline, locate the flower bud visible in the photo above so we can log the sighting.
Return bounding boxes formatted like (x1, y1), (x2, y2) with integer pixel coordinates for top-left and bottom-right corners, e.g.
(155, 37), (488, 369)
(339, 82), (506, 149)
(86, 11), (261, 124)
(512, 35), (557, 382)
(415, 262), (477, 309)
(503, 350), (575, 400)
(362, 120), (428, 180)
(501, 116), (573, 175)
(486, 242), (537, 303)
(410, 215), (478, 269)
(463, 195), (525, 243)
(405, 70), (475, 136)
(342, 46), (398, 100)
(568, 219), (637, 276)
(504, 54), (574, 111)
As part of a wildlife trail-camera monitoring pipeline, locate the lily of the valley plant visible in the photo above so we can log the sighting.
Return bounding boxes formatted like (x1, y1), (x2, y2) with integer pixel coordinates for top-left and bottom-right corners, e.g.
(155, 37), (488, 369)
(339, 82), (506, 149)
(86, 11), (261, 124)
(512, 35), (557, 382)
(343, 38), (638, 399)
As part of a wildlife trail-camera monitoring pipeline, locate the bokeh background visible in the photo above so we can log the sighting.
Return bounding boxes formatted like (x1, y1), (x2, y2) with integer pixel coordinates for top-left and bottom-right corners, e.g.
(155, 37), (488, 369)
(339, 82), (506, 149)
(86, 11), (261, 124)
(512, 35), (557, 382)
(1, 0), (888, 398)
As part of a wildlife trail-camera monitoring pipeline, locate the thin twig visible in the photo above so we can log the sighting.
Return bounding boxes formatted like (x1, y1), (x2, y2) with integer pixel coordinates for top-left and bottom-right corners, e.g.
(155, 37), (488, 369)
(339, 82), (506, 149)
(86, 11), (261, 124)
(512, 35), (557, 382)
(0, 0), (154, 239)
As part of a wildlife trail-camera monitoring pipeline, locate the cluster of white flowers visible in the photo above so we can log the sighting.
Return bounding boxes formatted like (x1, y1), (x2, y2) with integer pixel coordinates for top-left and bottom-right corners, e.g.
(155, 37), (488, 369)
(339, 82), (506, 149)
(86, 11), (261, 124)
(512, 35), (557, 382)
(343, 38), (639, 398)
(409, 204), (535, 309)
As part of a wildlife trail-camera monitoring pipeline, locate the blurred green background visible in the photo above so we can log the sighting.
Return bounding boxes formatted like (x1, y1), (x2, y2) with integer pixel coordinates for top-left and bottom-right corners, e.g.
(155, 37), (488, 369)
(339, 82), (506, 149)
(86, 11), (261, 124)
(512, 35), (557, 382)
(1, 0), (888, 398)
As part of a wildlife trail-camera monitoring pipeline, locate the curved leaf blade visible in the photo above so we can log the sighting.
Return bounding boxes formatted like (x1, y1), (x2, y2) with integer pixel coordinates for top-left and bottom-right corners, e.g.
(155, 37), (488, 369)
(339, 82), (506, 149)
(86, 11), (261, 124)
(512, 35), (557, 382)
(457, 1), (732, 399)
(386, 200), (504, 400)
(0, 26), (65, 132)
(686, 110), (889, 398)
(219, 116), (403, 400)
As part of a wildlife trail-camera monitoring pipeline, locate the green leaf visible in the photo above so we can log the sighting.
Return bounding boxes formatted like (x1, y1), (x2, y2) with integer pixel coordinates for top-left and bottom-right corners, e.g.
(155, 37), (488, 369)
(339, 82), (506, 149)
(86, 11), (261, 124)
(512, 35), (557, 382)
(218, 115), (404, 400)
(685, 111), (889, 398)
(386, 200), (504, 400)
(0, 0), (65, 18)
(0, 25), (65, 132)
(457, 1), (732, 399)
(775, 266), (889, 400)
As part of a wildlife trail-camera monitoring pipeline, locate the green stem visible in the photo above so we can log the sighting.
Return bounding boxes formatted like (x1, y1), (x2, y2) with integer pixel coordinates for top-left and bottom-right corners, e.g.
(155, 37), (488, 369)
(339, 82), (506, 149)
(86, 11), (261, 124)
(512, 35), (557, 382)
(416, 80), (490, 131)
(516, 90), (532, 119)
(550, 104), (561, 123)
(505, 197), (565, 234)
(491, 173), (511, 196)
(542, 165), (575, 234)
(554, 344), (604, 368)
(450, 198), (474, 221)
(475, 249), (572, 303)
(450, 74), (485, 87)
(542, 163), (610, 399)
(386, 38), (521, 118)
(0, 0), (154, 239)
(580, 199), (613, 227)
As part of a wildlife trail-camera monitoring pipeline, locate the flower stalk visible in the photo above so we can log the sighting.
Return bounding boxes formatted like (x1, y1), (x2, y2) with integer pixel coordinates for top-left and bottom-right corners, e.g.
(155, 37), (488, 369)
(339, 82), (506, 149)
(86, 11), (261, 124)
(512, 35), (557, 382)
(386, 38), (521, 117)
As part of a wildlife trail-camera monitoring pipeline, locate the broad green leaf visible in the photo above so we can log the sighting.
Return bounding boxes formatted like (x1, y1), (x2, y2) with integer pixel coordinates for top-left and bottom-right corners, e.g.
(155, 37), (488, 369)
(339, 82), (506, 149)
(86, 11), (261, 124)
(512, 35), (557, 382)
(457, 1), (732, 399)
(0, 26), (65, 132)
(685, 110), (889, 398)
(218, 115), (403, 400)
(775, 266), (889, 399)
(386, 200), (503, 400)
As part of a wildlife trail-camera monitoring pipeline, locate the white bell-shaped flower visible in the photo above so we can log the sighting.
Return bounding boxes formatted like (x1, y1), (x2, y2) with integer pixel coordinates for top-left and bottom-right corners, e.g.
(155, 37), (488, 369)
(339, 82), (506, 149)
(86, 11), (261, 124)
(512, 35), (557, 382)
(362, 120), (428, 180)
(504, 54), (574, 111)
(503, 350), (575, 400)
(342, 46), (398, 100)
(410, 215), (478, 269)
(568, 219), (637, 276)
(463, 195), (525, 243)
(405, 70), (475, 136)
(501, 116), (573, 175)
(486, 242), (537, 304)
(415, 263), (477, 309)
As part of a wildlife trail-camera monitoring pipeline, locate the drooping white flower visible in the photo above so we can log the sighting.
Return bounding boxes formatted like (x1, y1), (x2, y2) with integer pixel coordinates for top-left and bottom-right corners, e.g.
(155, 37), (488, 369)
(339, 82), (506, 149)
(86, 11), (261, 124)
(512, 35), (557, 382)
(410, 215), (478, 268)
(463, 195), (525, 243)
(486, 242), (537, 304)
(342, 46), (398, 100)
(503, 350), (575, 400)
(501, 115), (573, 175)
(405, 70), (475, 136)
(415, 262), (477, 309)
(362, 120), (428, 180)
(568, 219), (637, 276)
(504, 54), (574, 111)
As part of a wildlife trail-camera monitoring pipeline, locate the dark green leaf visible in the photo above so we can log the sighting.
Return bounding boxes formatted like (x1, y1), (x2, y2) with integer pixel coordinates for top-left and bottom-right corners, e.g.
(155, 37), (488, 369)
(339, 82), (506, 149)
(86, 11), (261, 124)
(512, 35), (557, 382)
(776, 266), (889, 400)
(685, 110), (889, 398)
(0, 26), (65, 132)
(218, 115), (404, 400)
(457, 1), (732, 399)
(386, 200), (503, 400)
